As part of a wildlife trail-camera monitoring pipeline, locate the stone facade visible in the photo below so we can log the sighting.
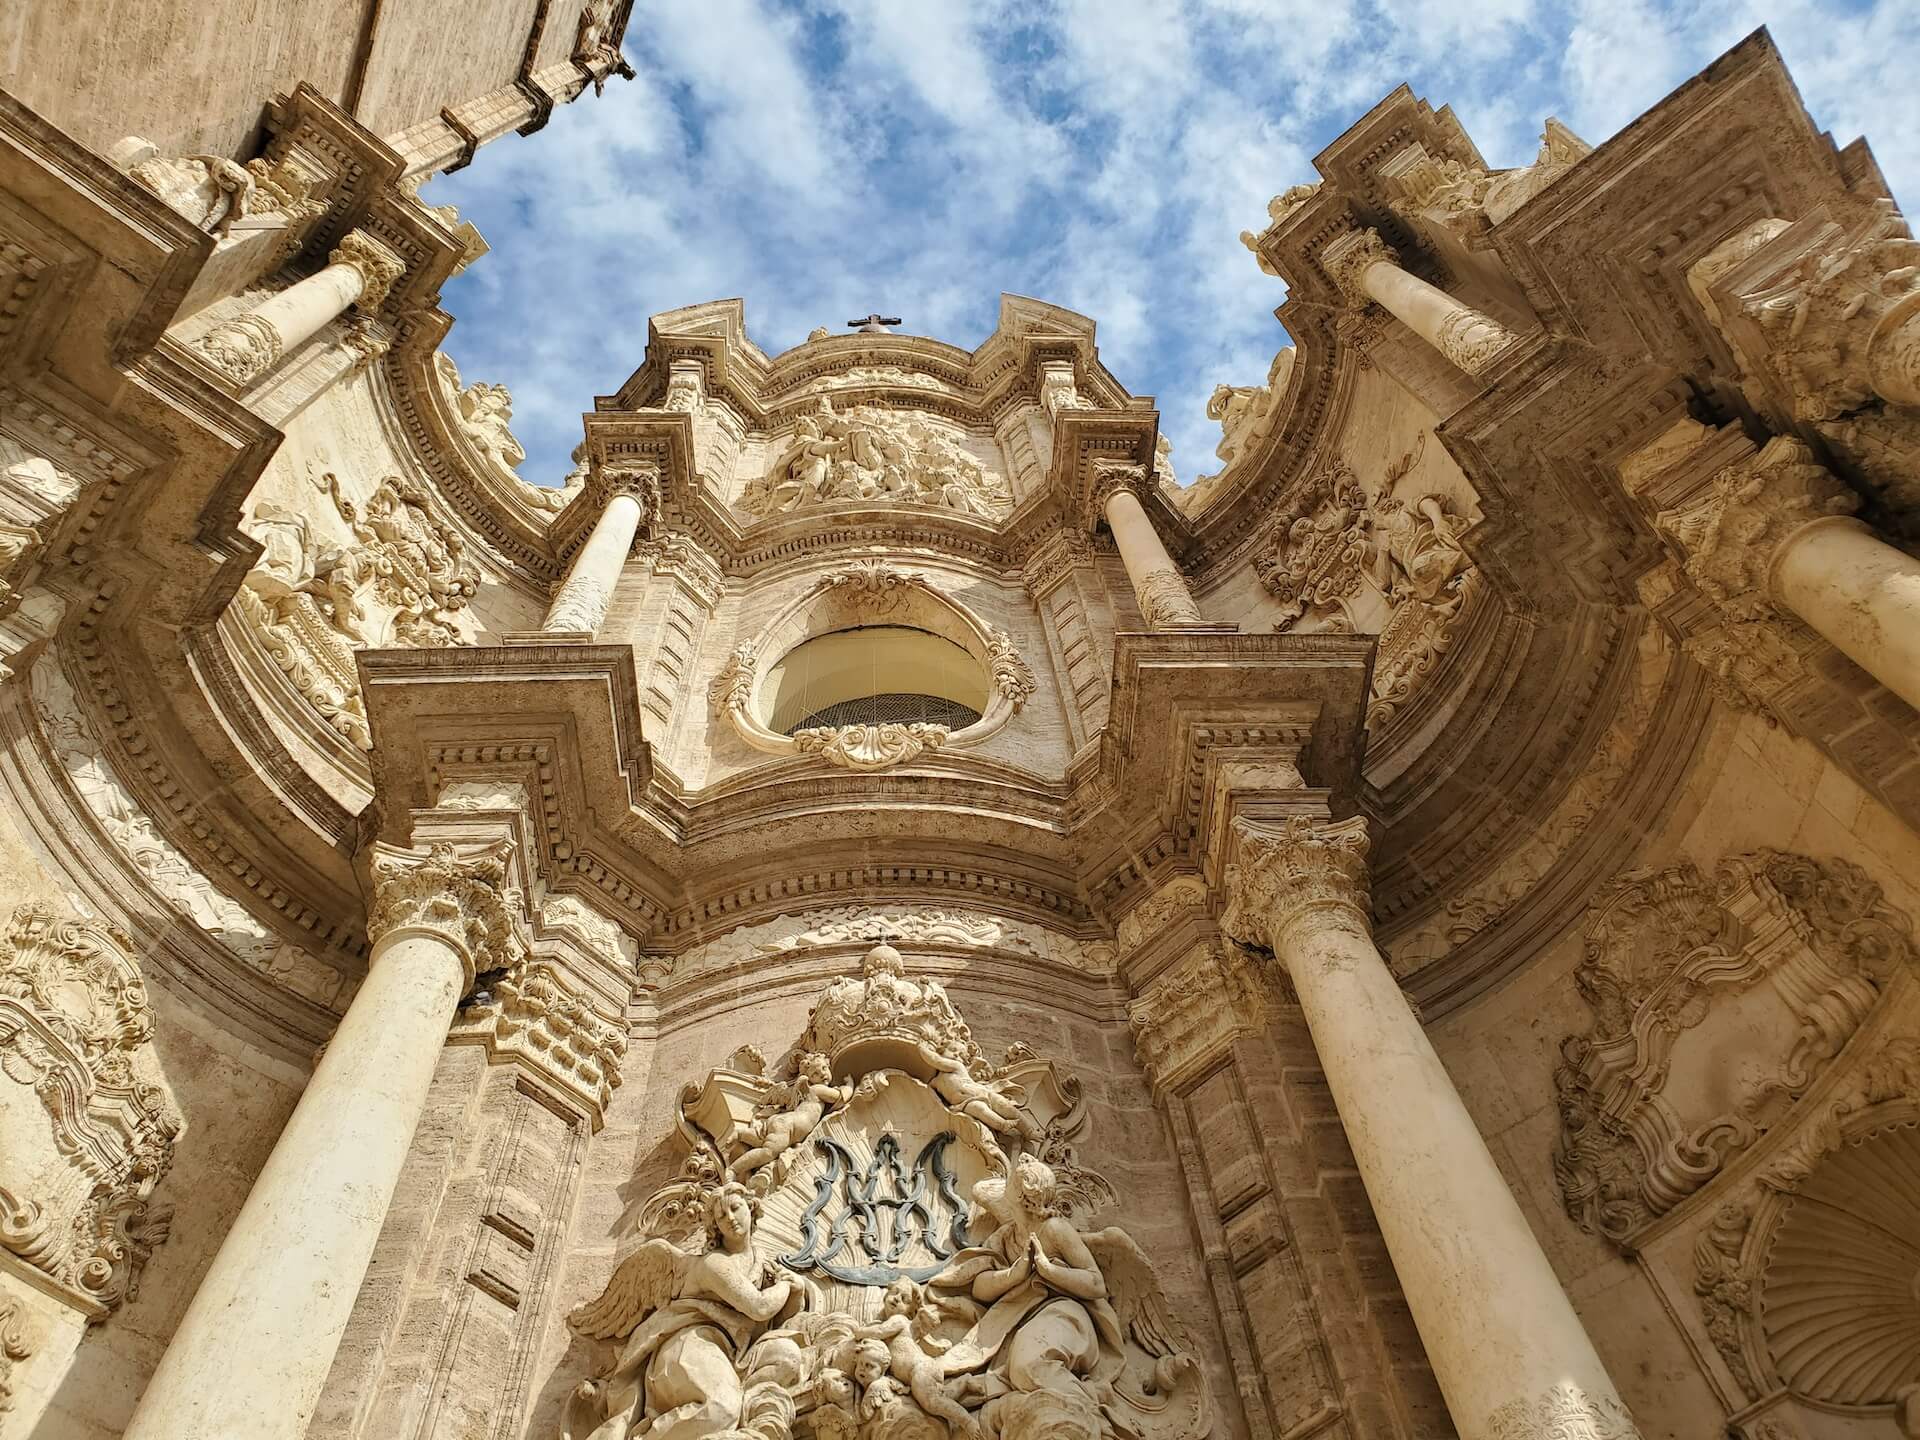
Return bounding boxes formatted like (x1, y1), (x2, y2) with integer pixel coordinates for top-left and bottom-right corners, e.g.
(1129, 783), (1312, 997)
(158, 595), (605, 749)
(0, 16), (1916, 1440)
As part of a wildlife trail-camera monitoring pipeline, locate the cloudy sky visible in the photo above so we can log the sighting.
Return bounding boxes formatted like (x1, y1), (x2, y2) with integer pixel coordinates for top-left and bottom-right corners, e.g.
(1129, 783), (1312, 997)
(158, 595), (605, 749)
(429, 0), (1920, 488)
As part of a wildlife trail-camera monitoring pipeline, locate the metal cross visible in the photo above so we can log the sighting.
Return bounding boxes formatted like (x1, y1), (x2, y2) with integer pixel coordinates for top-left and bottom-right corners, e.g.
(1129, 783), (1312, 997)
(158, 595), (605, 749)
(847, 313), (902, 333)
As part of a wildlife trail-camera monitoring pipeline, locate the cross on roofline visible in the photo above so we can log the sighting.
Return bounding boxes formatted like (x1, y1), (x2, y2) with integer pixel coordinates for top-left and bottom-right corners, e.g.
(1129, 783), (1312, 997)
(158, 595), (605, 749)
(847, 313), (902, 333)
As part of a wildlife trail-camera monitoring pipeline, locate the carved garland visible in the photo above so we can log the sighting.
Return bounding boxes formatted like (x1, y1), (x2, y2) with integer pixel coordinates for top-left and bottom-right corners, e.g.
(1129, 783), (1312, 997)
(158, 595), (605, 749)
(709, 561), (1035, 772)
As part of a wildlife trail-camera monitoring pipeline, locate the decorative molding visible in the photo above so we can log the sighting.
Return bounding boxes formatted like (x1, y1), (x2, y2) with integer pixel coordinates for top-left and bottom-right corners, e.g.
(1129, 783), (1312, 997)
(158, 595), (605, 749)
(450, 959), (628, 1125)
(683, 905), (1115, 978)
(0, 902), (181, 1320)
(1552, 850), (1913, 1246)
(367, 841), (527, 985)
(0, 1294), (29, 1415)
(1127, 938), (1271, 1092)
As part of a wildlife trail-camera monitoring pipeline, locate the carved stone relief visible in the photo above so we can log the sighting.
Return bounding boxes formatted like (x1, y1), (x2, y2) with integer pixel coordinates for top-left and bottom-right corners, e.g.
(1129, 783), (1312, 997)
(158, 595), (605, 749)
(234, 467), (479, 751)
(1203, 346), (1294, 476)
(108, 136), (325, 244)
(1126, 939), (1271, 1093)
(564, 944), (1212, 1440)
(683, 907), (1116, 979)
(1254, 441), (1480, 730)
(451, 959), (629, 1123)
(29, 652), (343, 1008)
(741, 401), (1012, 520)
(0, 902), (181, 1319)
(1552, 849), (1914, 1246)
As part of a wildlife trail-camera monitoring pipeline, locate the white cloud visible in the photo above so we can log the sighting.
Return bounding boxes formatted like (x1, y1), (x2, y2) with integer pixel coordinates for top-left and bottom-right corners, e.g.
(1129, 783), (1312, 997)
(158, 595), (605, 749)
(431, 1), (1920, 487)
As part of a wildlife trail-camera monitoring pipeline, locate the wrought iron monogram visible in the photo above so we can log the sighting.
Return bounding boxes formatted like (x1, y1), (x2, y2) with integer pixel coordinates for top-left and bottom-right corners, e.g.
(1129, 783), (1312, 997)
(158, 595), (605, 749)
(781, 1132), (968, 1284)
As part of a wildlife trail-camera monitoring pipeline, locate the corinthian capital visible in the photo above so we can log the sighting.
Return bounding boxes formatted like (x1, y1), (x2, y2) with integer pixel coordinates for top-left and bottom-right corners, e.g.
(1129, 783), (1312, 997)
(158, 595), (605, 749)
(1654, 437), (1858, 622)
(329, 228), (406, 312)
(1320, 228), (1399, 307)
(1220, 815), (1372, 953)
(1126, 939), (1270, 1094)
(367, 840), (526, 985)
(1089, 458), (1149, 514)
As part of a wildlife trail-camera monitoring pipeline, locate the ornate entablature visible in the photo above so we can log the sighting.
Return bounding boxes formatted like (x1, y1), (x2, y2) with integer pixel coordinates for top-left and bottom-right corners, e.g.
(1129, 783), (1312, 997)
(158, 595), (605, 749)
(567, 943), (1212, 1440)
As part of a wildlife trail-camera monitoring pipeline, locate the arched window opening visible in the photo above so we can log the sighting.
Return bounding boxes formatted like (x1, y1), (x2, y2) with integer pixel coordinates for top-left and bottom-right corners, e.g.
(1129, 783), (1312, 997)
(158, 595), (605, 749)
(763, 625), (988, 735)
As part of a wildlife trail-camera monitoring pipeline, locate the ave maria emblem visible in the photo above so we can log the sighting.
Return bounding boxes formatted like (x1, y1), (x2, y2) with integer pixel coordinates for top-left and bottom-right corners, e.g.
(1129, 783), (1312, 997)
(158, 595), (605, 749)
(563, 944), (1213, 1440)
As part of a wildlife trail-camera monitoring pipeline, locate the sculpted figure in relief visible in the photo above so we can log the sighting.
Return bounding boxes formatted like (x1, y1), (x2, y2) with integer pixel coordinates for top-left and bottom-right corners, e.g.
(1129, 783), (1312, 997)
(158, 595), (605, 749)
(742, 401), (1011, 520)
(568, 944), (1210, 1440)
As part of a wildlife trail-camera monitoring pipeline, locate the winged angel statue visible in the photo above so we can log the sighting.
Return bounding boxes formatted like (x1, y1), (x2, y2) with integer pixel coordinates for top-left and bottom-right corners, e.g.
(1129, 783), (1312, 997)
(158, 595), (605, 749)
(563, 946), (1211, 1440)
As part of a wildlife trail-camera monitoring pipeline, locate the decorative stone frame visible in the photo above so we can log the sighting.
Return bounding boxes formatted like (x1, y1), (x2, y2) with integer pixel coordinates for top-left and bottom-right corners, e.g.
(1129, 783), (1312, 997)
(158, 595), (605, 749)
(709, 559), (1035, 771)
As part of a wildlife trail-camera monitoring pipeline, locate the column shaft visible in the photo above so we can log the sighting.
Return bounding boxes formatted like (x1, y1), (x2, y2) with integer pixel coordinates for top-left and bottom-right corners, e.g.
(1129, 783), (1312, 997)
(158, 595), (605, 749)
(1359, 259), (1517, 376)
(543, 490), (645, 633)
(1773, 515), (1920, 712)
(1275, 917), (1630, 1436)
(193, 228), (403, 387)
(121, 928), (469, 1440)
(1104, 487), (1203, 628)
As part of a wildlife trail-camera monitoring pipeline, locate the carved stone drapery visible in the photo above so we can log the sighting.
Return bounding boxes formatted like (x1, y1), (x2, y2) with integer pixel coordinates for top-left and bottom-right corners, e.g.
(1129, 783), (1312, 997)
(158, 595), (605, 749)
(368, 840), (527, 987)
(1551, 849), (1914, 1246)
(0, 902), (181, 1319)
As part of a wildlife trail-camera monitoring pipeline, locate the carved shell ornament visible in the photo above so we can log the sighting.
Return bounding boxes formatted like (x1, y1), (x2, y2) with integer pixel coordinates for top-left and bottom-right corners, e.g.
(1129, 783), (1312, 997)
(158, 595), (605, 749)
(710, 561), (1036, 772)
(563, 943), (1212, 1440)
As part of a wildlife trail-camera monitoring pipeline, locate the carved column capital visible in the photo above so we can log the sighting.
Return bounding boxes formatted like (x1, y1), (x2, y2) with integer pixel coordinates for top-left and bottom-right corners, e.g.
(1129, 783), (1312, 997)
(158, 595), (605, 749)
(597, 457), (663, 509)
(1088, 458), (1149, 516)
(329, 228), (406, 312)
(1021, 524), (1093, 596)
(1126, 939), (1271, 1094)
(367, 840), (526, 986)
(1320, 227), (1400, 306)
(1655, 437), (1859, 622)
(1220, 815), (1373, 954)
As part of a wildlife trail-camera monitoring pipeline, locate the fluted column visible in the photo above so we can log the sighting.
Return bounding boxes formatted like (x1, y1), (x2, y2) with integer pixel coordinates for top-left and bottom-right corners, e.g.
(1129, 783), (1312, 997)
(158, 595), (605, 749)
(542, 462), (658, 634)
(1093, 462), (1204, 628)
(193, 228), (404, 387)
(122, 842), (524, 1440)
(1656, 435), (1920, 713)
(1324, 227), (1518, 376)
(1221, 816), (1643, 1440)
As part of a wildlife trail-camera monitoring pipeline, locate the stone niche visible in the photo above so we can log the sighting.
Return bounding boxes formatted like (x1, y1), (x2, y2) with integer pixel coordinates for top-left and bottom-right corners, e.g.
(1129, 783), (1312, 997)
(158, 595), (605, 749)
(551, 942), (1216, 1440)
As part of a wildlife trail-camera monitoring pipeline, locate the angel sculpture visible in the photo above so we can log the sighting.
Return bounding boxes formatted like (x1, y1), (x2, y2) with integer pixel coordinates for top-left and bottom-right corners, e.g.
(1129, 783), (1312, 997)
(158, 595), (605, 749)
(925, 1039), (1040, 1144)
(566, 1182), (811, 1440)
(728, 1051), (857, 1186)
(925, 1157), (1210, 1440)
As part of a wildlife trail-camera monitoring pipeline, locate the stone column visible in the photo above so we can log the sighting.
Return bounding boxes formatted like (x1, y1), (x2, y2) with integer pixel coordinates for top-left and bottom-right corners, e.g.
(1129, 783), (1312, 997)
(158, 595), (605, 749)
(1221, 816), (1643, 1440)
(194, 228), (405, 387)
(1655, 435), (1920, 714)
(543, 463), (659, 635)
(1093, 462), (1204, 628)
(1324, 227), (1518, 376)
(121, 842), (525, 1440)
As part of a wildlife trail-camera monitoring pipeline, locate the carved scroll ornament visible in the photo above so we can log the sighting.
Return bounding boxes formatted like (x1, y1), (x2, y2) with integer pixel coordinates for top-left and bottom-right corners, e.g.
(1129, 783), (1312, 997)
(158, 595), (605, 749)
(1551, 849), (1914, 1248)
(0, 903), (182, 1319)
(710, 563), (1035, 772)
(564, 943), (1210, 1440)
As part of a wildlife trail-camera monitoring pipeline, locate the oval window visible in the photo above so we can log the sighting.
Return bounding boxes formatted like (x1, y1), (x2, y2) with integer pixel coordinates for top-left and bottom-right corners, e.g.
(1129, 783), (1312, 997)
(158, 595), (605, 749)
(762, 625), (988, 735)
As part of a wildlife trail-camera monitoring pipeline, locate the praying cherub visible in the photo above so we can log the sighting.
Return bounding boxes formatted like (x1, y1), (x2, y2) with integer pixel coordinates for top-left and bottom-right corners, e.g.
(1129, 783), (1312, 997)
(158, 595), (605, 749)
(854, 1278), (984, 1440)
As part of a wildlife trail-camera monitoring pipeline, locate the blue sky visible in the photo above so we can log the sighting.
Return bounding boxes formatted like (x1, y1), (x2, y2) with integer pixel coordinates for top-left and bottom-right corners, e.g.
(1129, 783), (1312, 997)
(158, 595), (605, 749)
(428, 0), (1920, 489)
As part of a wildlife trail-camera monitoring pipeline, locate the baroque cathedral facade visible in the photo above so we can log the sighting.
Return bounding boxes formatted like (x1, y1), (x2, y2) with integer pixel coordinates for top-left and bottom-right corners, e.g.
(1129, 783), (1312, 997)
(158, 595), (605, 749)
(1, 8), (1918, 1440)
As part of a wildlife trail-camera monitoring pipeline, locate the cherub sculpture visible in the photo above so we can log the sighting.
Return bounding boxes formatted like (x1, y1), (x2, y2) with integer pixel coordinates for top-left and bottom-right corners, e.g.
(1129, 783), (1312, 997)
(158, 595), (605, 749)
(566, 1182), (810, 1440)
(729, 1051), (857, 1186)
(854, 1278), (985, 1440)
(926, 1039), (1039, 1143)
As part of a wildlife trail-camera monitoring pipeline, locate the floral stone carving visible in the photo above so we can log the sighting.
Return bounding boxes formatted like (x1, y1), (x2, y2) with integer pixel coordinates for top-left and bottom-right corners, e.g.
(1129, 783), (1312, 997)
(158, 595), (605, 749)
(742, 400), (1013, 520)
(234, 469), (479, 750)
(1552, 849), (1914, 1246)
(564, 943), (1209, 1440)
(1254, 444), (1479, 730)
(0, 902), (182, 1318)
